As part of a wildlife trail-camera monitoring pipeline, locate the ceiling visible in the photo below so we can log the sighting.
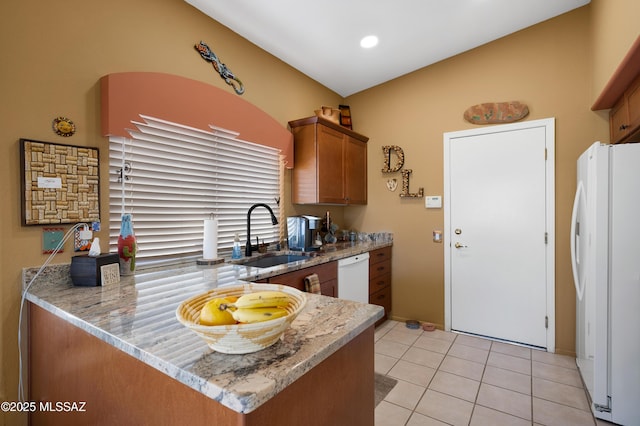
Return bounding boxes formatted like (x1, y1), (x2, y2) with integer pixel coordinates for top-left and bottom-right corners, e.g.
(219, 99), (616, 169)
(186, 0), (590, 97)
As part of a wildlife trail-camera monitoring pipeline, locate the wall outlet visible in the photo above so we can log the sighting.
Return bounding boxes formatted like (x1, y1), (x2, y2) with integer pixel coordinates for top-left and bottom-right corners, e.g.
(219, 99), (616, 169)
(74, 225), (93, 252)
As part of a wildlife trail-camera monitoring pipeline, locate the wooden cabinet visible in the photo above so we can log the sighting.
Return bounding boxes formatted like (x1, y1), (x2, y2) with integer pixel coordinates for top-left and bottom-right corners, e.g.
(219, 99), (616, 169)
(592, 36), (640, 144)
(368, 246), (392, 325)
(288, 116), (368, 205)
(266, 260), (338, 297)
(29, 303), (374, 426)
(610, 74), (640, 143)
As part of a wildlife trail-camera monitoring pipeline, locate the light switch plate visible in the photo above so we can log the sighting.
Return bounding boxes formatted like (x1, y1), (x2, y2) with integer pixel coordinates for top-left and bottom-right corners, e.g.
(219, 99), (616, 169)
(425, 195), (442, 208)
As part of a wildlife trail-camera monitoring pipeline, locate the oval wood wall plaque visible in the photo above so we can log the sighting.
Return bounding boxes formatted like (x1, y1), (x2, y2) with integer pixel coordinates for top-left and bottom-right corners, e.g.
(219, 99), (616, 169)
(463, 101), (529, 124)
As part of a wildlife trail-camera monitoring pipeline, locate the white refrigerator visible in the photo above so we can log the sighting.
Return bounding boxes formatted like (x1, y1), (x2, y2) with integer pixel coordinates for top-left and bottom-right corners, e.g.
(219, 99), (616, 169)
(571, 141), (640, 425)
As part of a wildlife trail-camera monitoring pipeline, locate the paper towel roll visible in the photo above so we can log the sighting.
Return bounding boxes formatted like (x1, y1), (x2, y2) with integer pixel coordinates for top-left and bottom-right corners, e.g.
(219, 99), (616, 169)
(203, 217), (218, 260)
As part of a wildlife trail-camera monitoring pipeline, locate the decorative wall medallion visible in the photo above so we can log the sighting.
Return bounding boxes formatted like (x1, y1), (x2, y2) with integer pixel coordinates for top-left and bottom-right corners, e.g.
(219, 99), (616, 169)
(463, 101), (529, 124)
(195, 41), (245, 95)
(386, 178), (397, 192)
(52, 116), (76, 137)
(382, 145), (405, 173)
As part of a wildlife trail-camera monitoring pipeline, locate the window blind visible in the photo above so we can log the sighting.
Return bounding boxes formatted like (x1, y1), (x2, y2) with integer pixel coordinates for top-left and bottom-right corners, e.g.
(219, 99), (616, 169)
(109, 115), (282, 268)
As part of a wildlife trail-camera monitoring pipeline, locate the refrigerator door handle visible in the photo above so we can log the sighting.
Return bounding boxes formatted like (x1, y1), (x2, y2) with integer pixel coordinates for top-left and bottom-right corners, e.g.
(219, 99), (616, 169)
(570, 180), (586, 301)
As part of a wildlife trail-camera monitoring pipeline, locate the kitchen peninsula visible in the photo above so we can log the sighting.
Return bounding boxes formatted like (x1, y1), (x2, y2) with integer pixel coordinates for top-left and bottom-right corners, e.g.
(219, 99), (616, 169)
(24, 242), (388, 425)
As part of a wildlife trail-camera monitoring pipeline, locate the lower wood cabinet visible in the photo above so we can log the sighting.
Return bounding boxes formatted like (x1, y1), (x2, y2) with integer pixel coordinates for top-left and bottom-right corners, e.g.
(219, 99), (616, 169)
(29, 303), (374, 426)
(257, 247), (392, 327)
(264, 261), (338, 297)
(368, 246), (392, 326)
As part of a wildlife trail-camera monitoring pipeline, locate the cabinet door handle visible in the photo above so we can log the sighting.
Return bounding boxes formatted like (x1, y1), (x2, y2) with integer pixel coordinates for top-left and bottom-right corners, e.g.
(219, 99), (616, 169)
(377, 266), (385, 271)
(376, 280), (385, 286)
(619, 124), (629, 131)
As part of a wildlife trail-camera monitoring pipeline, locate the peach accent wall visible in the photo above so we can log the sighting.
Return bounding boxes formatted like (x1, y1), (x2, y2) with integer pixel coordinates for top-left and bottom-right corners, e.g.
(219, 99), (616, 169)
(101, 72), (294, 167)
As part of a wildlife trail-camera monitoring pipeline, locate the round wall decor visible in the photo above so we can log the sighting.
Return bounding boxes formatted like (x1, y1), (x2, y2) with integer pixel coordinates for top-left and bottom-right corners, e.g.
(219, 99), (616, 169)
(52, 116), (76, 137)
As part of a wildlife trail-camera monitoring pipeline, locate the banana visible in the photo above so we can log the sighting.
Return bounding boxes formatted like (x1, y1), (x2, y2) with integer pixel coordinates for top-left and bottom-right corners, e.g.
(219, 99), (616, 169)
(231, 307), (288, 323)
(233, 291), (291, 309)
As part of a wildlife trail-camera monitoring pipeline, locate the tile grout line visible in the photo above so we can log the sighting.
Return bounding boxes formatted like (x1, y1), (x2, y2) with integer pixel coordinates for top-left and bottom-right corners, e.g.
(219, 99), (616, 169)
(531, 346), (535, 425)
(468, 339), (492, 425)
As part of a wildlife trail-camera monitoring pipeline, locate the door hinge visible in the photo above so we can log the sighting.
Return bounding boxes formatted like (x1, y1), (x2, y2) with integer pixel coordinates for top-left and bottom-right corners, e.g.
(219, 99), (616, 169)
(544, 148), (548, 160)
(595, 398), (612, 413)
(545, 316), (549, 329)
(545, 232), (548, 244)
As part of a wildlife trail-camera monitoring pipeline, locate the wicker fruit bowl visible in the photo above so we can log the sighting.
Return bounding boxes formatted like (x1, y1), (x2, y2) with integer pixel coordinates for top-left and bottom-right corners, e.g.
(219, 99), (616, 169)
(176, 283), (307, 354)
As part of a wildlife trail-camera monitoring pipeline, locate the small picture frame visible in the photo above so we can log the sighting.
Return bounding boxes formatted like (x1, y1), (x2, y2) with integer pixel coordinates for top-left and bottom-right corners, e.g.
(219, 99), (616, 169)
(20, 138), (100, 225)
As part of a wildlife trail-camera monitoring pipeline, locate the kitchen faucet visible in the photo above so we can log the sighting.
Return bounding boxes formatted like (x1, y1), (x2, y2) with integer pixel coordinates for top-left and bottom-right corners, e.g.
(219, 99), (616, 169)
(245, 203), (278, 257)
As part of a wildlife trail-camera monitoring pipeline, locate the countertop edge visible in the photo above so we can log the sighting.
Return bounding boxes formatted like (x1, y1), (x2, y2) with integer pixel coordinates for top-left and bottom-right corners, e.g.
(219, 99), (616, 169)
(23, 241), (390, 414)
(25, 291), (384, 413)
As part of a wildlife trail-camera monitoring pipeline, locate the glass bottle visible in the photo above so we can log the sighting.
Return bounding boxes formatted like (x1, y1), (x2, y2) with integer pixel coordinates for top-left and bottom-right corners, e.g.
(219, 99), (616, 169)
(117, 213), (137, 275)
(232, 233), (242, 259)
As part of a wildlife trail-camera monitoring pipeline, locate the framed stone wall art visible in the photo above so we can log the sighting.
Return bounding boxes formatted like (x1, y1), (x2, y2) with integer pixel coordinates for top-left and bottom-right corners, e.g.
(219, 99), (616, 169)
(20, 139), (100, 225)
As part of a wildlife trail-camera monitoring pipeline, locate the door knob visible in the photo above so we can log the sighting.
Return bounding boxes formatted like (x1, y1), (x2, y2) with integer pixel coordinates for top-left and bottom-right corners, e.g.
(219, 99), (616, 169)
(454, 242), (467, 248)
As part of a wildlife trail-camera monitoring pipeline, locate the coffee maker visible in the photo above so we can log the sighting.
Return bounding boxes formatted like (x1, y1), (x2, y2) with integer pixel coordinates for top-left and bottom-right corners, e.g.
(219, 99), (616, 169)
(287, 215), (322, 251)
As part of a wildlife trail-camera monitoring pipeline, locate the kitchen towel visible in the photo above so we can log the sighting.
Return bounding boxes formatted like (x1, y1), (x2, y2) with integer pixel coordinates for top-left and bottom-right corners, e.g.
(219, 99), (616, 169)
(304, 273), (321, 294)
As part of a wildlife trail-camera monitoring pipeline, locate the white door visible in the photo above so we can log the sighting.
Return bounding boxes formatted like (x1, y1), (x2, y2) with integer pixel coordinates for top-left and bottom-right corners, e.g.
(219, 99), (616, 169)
(444, 118), (555, 350)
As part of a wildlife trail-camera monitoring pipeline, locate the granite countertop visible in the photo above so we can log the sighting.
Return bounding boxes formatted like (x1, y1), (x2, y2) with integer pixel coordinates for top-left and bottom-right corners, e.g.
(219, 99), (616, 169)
(229, 240), (391, 281)
(23, 241), (389, 414)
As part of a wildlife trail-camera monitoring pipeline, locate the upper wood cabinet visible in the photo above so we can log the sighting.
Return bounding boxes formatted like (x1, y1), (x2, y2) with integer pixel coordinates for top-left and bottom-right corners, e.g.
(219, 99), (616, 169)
(288, 116), (368, 205)
(609, 74), (640, 143)
(592, 36), (640, 144)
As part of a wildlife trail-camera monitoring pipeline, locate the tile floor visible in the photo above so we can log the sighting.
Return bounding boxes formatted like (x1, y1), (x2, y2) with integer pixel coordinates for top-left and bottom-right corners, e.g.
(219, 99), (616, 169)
(374, 320), (610, 426)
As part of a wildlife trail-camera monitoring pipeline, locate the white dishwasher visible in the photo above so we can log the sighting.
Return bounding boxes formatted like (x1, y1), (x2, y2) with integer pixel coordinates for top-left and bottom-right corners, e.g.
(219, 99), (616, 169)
(337, 252), (370, 303)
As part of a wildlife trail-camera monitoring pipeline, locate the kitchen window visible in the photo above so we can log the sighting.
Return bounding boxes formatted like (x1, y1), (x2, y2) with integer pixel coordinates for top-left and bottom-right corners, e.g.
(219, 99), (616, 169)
(108, 115), (283, 268)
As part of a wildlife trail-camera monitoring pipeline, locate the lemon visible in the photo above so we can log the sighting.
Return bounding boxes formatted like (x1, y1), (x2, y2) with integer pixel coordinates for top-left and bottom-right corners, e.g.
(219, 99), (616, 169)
(199, 298), (236, 326)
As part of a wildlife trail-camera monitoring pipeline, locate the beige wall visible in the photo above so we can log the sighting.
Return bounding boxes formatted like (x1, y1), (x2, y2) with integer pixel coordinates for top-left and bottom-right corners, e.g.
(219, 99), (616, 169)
(344, 1), (638, 357)
(1, 0), (638, 422)
(343, 6), (598, 356)
(0, 0), (341, 423)
(590, 0), (640, 98)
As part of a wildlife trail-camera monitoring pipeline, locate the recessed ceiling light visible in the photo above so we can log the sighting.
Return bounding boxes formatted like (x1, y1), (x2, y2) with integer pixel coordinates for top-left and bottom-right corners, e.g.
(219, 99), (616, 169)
(360, 35), (379, 49)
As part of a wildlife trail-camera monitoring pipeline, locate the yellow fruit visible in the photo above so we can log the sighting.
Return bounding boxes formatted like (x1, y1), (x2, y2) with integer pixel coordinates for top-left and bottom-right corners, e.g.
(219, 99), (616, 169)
(231, 307), (288, 323)
(199, 298), (236, 326)
(234, 291), (291, 309)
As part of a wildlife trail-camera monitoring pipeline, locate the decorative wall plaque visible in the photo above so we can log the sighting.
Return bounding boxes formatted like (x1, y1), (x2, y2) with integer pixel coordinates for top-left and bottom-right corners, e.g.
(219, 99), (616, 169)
(20, 139), (100, 225)
(381, 145), (405, 173)
(381, 145), (423, 198)
(52, 116), (76, 137)
(463, 101), (529, 124)
(399, 169), (424, 198)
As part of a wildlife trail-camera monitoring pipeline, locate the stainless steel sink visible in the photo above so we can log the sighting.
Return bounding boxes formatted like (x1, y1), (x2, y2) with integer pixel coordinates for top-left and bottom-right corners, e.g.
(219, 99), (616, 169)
(240, 254), (309, 268)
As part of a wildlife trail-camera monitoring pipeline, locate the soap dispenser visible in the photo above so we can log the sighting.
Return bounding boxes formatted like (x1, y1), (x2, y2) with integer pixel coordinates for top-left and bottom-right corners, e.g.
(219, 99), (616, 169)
(232, 233), (242, 259)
